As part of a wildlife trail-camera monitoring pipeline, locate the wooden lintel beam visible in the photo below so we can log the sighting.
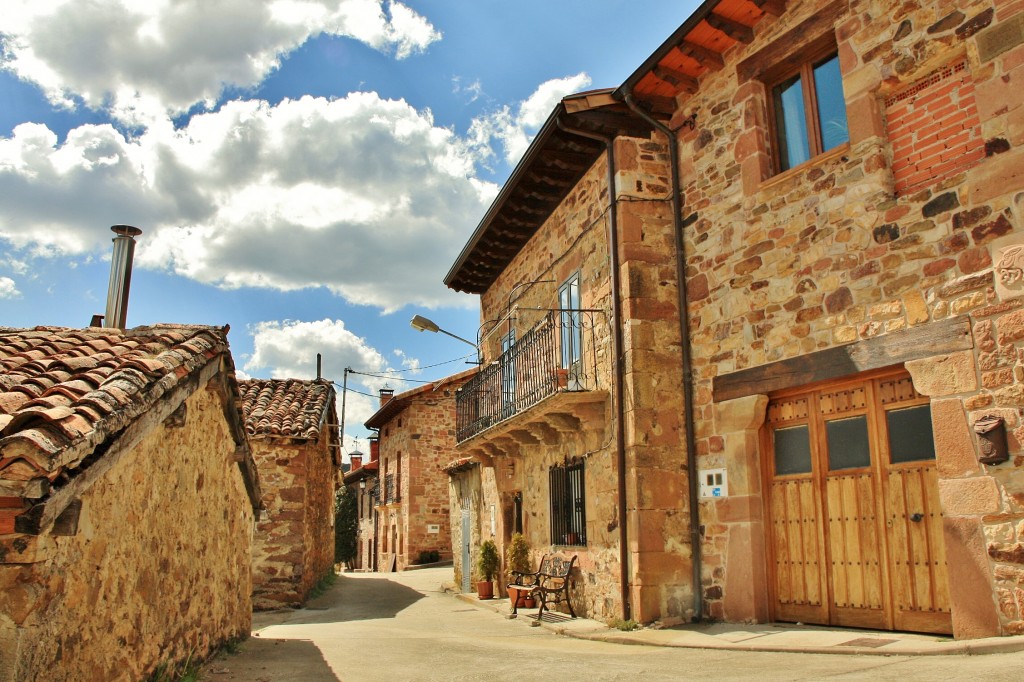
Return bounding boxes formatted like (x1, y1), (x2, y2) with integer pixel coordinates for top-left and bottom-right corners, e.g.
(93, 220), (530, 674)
(676, 41), (724, 70)
(653, 65), (699, 93)
(705, 12), (755, 43)
(751, 0), (787, 17)
(712, 317), (972, 402)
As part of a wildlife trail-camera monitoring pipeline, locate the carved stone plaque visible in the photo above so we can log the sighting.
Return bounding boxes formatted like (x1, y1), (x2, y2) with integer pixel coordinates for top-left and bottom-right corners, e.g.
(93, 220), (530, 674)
(994, 241), (1024, 300)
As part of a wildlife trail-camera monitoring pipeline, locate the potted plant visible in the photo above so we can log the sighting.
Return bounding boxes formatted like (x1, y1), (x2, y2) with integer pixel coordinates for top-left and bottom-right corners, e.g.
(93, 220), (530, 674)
(476, 539), (500, 599)
(505, 532), (535, 608)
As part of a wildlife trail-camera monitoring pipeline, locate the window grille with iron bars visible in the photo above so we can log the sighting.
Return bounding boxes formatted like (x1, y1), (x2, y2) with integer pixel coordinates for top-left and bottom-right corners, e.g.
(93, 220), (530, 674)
(549, 459), (586, 546)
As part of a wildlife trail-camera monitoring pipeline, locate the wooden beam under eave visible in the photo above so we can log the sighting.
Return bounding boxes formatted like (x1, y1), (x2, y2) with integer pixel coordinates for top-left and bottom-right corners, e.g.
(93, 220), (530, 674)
(653, 66), (699, 93)
(750, 0), (787, 17)
(633, 93), (677, 118)
(705, 12), (755, 43)
(676, 41), (724, 71)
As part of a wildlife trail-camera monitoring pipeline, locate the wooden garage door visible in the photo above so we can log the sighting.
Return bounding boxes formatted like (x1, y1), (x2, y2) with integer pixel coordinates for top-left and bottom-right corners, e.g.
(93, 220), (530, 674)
(764, 370), (951, 634)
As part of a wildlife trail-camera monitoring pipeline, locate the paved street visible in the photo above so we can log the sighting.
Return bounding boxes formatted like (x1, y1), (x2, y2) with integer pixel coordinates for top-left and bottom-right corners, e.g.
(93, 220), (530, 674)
(202, 568), (1020, 681)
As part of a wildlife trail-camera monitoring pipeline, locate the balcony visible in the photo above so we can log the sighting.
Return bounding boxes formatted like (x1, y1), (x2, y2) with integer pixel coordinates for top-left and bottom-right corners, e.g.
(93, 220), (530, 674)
(455, 311), (607, 444)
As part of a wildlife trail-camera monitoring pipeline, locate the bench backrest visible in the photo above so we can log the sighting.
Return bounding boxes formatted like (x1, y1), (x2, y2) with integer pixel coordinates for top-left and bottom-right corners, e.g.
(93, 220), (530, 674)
(539, 554), (576, 577)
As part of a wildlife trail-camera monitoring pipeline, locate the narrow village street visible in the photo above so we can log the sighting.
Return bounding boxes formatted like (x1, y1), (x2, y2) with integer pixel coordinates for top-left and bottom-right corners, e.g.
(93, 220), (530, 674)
(201, 568), (1021, 682)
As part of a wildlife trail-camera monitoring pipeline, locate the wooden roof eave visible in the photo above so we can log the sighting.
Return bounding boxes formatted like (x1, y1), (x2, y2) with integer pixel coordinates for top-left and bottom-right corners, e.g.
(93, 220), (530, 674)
(445, 94), (658, 294)
(614, 0), (726, 102)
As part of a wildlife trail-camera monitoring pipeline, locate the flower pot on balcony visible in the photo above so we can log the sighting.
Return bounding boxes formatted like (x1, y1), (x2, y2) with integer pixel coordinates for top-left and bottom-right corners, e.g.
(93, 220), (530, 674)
(553, 368), (569, 389)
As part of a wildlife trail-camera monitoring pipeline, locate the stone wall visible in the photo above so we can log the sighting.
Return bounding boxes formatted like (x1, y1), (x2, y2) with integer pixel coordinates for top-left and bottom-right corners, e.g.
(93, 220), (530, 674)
(473, 133), (689, 622)
(0, 380), (253, 681)
(251, 432), (336, 609)
(669, 0), (1024, 635)
(375, 376), (471, 572)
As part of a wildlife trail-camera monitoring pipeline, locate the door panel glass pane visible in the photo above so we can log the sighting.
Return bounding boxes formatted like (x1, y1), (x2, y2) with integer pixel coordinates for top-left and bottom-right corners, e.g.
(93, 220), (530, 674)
(774, 424), (812, 475)
(813, 54), (849, 152)
(826, 415), (870, 470)
(887, 405), (936, 463)
(773, 73), (809, 171)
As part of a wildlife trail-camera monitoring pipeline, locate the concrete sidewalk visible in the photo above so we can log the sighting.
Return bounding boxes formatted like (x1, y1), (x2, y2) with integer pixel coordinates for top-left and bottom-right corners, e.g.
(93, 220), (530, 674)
(447, 584), (1024, 657)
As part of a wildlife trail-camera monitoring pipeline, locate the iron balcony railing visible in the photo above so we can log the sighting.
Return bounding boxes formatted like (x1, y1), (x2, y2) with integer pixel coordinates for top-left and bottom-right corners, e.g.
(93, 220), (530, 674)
(456, 310), (600, 442)
(383, 473), (399, 504)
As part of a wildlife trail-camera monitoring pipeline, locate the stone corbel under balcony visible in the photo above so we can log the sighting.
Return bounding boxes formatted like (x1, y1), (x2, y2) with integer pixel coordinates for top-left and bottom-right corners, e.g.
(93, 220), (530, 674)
(456, 389), (610, 459)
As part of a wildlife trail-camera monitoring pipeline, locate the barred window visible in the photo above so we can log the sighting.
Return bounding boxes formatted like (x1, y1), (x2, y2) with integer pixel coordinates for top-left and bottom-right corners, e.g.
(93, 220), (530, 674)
(549, 459), (586, 546)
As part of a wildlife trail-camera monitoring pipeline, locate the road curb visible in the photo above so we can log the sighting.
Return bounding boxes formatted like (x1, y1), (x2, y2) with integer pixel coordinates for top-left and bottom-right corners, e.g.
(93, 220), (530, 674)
(444, 584), (1024, 657)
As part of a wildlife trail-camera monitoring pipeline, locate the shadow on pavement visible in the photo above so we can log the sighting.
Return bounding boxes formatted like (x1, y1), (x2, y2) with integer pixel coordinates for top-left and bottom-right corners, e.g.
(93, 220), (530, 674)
(254, 574), (427, 627)
(205, 637), (338, 682)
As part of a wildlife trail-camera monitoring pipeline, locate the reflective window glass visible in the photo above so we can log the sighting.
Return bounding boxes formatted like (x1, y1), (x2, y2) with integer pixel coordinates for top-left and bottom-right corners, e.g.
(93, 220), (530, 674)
(826, 415), (870, 470)
(813, 54), (849, 153)
(773, 73), (810, 171)
(774, 424), (812, 475)
(887, 405), (936, 463)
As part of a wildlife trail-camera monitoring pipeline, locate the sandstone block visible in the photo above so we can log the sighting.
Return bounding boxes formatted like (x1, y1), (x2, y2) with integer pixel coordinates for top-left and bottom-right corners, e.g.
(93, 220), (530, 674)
(938, 476), (1001, 515)
(906, 350), (979, 397)
(931, 399), (982, 477)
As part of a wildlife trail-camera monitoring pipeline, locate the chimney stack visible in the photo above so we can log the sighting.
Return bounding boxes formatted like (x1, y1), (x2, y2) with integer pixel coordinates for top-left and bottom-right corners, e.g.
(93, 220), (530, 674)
(105, 225), (142, 330)
(379, 387), (394, 406)
(369, 436), (380, 462)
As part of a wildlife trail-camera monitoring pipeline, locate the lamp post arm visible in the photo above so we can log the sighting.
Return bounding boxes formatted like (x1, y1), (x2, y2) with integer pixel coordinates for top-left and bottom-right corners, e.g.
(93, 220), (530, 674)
(437, 328), (478, 349)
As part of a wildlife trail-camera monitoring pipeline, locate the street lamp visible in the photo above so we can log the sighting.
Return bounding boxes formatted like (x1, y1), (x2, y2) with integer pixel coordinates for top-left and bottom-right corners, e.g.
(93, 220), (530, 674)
(410, 315), (479, 350)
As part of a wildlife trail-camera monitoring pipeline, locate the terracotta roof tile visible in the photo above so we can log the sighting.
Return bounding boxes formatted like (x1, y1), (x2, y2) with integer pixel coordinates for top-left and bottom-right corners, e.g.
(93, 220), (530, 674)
(0, 324), (232, 495)
(238, 378), (335, 440)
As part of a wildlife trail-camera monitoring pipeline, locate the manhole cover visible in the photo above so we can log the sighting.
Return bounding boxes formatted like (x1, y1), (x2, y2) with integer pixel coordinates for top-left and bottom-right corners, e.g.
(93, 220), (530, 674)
(836, 637), (897, 648)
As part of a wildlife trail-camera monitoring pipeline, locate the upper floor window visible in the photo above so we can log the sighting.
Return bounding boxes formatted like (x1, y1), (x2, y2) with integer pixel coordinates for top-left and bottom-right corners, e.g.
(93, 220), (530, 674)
(769, 47), (849, 173)
(558, 273), (582, 371)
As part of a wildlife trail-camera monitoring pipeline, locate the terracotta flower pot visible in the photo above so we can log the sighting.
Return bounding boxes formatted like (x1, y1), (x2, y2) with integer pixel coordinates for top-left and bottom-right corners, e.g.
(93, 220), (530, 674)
(477, 580), (494, 599)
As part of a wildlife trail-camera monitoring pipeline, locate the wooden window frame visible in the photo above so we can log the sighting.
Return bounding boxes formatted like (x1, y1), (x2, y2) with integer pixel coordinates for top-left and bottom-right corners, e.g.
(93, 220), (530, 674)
(763, 34), (846, 176)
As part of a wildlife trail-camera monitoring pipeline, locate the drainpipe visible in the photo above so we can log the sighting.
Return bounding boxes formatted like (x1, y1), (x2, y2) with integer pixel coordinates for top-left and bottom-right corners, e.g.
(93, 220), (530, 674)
(104, 225), (142, 330)
(555, 117), (631, 622)
(622, 92), (703, 623)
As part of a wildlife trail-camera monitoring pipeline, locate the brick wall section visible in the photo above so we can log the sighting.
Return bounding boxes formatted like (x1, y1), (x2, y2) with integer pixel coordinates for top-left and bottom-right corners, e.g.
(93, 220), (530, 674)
(886, 60), (985, 195)
(671, 0), (1024, 633)
(0, 383), (253, 681)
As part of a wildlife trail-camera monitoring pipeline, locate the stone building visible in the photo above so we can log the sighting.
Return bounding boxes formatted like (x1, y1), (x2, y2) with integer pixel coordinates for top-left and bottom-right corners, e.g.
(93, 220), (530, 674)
(364, 371), (474, 572)
(0, 325), (261, 681)
(342, 442), (379, 571)
(239, 378), (339, 609)
(444, 0), (1024, 638)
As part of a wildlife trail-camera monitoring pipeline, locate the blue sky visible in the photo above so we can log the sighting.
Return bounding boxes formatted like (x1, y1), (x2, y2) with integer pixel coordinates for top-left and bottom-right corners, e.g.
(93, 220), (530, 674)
(0, 0), (698, 453)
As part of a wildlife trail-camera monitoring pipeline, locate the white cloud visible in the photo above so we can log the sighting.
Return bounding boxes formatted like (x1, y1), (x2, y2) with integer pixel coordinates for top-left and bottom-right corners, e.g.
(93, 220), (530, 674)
(0, 0), (440, 123)
(243, 317), (412, 441)
(468, 72), (592, 164)
(0, 93), (493, 310)
(0, 74), (585, 312)
(0, 276), (19, 299)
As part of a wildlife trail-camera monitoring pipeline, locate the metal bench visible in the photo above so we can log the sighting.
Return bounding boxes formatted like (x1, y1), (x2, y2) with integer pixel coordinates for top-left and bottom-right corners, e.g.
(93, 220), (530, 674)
(508, 554), (577, 620)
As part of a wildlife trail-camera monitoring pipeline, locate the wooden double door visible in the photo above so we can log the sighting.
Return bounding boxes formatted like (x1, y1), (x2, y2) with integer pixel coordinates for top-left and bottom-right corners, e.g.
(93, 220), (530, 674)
(764, 370), (952, 634)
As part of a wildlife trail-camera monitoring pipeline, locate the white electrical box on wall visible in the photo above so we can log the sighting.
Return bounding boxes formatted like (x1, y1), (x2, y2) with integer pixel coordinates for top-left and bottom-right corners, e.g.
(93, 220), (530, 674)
(699, 468), (728, 498)
(427, 524), (440, 534)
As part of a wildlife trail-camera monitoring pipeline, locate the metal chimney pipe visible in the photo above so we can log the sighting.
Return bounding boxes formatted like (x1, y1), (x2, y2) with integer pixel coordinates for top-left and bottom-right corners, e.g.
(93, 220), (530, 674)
(105, 225), (142, 329)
